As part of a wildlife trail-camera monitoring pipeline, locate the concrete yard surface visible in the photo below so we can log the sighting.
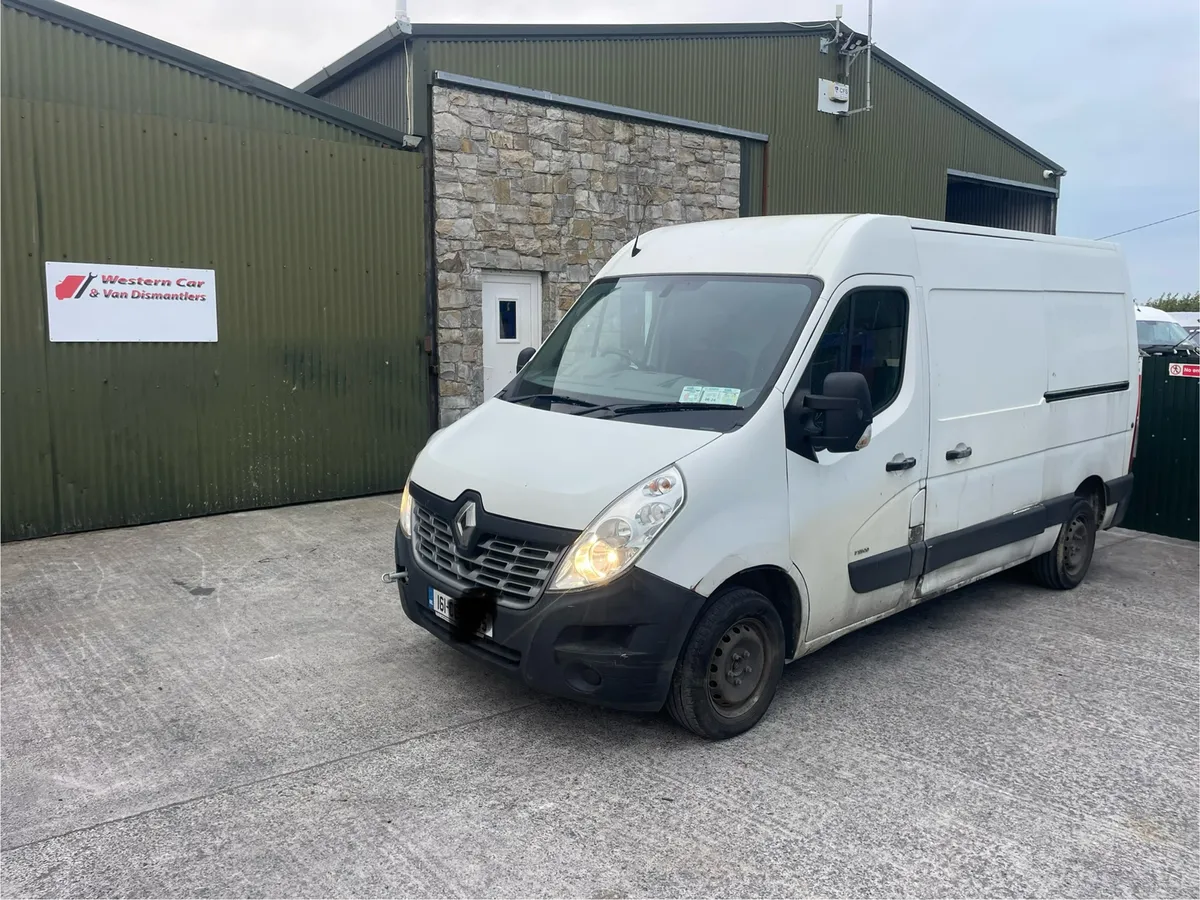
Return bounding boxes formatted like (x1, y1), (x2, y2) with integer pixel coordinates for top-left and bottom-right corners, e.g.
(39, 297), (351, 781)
(1, 496), (1197, 898)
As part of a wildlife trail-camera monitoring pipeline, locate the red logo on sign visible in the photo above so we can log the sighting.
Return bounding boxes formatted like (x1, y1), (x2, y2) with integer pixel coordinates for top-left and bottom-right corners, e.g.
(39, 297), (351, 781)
(54, 273), (95, 300)
(1168, 363), (1200, 378)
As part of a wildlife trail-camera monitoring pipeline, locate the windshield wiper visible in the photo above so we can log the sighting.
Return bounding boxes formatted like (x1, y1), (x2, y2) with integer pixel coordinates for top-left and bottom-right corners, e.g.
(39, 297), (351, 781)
(506, 393), (599, 410)
(1142, 342), (1192, 353)
(588, 401), (745, 418)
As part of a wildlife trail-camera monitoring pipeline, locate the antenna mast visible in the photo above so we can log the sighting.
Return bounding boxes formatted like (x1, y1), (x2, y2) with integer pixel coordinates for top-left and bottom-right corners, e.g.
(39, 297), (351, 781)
(843, 0), (873, 116)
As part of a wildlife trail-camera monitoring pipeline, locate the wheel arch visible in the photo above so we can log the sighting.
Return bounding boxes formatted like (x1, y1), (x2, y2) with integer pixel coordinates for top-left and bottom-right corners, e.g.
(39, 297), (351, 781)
(712, 565), (806, 659)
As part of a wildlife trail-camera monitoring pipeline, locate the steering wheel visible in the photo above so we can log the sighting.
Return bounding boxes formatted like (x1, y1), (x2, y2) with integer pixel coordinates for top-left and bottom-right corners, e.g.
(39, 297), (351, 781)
(600, 348), (641, 369)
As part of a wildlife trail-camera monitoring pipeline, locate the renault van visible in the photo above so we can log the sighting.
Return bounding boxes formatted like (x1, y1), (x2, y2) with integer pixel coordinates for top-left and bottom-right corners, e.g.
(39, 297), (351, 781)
(387, 214), (1137, 739)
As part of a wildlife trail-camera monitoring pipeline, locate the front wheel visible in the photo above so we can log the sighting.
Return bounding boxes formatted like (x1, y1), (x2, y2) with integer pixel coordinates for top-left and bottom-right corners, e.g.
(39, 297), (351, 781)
(666, 587), (785, 739)
(1029, 496), (1097, 590)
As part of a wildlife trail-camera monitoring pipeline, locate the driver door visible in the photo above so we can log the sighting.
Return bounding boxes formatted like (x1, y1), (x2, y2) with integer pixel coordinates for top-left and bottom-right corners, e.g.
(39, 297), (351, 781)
(783, 276), (929, 643)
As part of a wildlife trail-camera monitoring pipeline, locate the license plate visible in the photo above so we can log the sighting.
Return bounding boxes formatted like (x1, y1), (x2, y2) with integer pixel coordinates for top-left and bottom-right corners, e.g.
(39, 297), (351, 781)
(427, 587), (493, 639)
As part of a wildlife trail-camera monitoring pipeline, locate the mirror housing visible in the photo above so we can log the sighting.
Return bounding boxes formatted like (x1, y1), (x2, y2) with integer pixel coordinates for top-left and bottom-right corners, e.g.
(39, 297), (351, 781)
(785, 371), (874, 457)
(516, 346), (536, 371)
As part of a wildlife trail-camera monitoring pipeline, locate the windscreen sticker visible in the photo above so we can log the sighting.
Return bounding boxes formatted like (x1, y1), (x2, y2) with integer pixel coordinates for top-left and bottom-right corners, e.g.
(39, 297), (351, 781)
(679, 385), (741, 405)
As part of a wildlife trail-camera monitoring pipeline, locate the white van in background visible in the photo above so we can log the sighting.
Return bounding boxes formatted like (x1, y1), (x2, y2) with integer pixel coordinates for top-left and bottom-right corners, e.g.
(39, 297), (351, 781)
(1134, 303), (1197, 352)
(1171, 311), (1200, 341)
(388, 215), (1138, 739)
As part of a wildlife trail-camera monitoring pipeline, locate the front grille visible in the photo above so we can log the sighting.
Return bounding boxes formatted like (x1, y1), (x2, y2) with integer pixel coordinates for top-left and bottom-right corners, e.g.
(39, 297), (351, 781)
(411, 503), (567, 607)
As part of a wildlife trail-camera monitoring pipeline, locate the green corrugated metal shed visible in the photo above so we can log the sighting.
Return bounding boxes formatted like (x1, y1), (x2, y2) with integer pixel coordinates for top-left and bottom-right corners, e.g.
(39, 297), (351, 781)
(2, 0), (430, 540)
(299, 22), (1064, 229)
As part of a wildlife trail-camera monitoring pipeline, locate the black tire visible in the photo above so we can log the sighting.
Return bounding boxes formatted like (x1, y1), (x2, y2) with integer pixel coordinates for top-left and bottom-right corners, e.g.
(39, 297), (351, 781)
(1029, 496), (1097, 590)
(666, 587), (785, 740)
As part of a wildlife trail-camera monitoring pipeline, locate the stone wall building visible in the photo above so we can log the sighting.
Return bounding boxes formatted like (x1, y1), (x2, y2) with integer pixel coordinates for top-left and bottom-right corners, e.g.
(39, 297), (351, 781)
(431, 85), (741, 424)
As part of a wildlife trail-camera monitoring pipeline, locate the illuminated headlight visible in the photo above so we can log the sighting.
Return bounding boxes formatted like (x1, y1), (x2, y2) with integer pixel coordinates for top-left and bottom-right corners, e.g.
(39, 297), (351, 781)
(399, 478), (414, 538)
(550, 466), (685, 591)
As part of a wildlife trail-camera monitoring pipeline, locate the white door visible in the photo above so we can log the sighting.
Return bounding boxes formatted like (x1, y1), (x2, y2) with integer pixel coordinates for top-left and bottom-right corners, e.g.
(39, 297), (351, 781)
(783, 276), (930, 643)
(481, 272), (542, 399)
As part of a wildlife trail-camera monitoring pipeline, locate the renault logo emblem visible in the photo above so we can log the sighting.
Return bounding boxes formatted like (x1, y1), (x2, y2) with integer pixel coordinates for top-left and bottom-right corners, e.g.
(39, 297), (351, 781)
(453, 500), (477, 549)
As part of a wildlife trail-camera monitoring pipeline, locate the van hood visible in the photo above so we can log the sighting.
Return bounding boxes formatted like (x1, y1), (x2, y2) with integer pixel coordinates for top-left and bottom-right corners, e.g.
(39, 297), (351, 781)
(409, 398), (722, 530)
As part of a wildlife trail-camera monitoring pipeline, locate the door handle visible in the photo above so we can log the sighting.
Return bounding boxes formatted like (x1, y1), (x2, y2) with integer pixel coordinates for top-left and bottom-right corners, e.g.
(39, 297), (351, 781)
(946, 443), (973, 461)
(886, 455), (917, 472)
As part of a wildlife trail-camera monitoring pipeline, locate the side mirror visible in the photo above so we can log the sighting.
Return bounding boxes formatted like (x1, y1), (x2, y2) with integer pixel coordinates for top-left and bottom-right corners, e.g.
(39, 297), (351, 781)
(516, 346), (536, 370)
(785, 371), (873, 456)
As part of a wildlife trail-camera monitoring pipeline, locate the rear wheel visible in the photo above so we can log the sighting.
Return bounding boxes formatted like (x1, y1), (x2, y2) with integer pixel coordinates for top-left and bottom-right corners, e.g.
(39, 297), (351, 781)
(666, 587), (785, 740)
(1029, 497), (1097, 590)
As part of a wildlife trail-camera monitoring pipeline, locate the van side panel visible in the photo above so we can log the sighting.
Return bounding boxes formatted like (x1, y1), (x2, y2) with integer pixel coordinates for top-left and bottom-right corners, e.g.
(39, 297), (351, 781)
(1045, 291), (1131, 396)
(1040, 241), (1138, 486)
(919, 228), (1050, 541)
(915, 228), (1134, 591)
(923, 285), (1050, 534)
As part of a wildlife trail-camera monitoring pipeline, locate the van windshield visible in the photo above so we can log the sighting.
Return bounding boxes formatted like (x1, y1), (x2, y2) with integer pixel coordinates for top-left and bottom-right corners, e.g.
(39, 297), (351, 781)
(1137, 319), (1193, 349)
(504, 275), (821, 422)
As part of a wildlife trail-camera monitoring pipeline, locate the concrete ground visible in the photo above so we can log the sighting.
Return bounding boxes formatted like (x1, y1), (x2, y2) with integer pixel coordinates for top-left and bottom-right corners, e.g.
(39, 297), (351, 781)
(1, 496), (1197, 899)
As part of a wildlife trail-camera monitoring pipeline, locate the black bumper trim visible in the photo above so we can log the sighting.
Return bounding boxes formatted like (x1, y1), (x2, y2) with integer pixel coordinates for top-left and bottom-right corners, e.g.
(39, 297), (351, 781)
(1106, 473), (1134, 507)
(1106, 473), (1134, 528)
(394, 523), (704, 712)
(850, 476), (1135, 593)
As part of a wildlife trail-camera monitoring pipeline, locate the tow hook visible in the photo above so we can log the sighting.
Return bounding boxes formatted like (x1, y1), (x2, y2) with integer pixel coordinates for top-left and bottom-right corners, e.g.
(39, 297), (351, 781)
(381, 568), (408, 585)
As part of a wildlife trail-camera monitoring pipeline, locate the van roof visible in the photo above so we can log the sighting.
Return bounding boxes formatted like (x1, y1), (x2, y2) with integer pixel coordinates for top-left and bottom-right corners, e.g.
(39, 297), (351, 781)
(1134, 304), (1178, 323)
(599, 214), (1120, 282)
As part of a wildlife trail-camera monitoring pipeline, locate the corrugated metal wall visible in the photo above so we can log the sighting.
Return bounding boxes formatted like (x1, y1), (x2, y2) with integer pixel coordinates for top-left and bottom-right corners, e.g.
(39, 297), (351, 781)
(1123, 358), (1199, 542)
(411, 34), (1052, 221)
(2, 7), (429, 540)
(2, 6), (359, 142)
(945, 178), (1056, 234)
(740, 139), (766, 217)
(318, 46), (411, 133)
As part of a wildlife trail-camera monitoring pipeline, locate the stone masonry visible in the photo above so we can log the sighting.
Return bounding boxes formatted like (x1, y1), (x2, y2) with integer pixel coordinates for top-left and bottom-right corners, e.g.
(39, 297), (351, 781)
(432, 85), (742, 424)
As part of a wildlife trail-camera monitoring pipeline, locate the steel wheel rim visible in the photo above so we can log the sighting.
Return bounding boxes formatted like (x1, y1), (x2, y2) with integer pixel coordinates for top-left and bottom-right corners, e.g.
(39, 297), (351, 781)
(1063, 514), (1092, 577)
(707, 617), (770, 719)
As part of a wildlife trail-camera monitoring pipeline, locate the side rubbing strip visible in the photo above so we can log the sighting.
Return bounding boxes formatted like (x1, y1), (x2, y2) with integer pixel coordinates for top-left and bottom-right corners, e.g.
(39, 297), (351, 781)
(848, 492), (1083, 593)
(1044, 381), (1129, 403)
(848, 545), (913, 594)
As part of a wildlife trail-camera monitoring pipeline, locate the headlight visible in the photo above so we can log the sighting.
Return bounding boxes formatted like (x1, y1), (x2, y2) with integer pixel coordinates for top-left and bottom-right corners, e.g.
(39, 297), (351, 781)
(399, 478), (414, 538)
(550, 466), (685, 591)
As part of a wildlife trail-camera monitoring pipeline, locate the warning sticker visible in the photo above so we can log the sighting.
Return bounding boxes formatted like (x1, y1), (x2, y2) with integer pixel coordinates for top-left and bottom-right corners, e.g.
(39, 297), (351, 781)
(679, 385), (742, 405)
(1168, 363), (1200, 378)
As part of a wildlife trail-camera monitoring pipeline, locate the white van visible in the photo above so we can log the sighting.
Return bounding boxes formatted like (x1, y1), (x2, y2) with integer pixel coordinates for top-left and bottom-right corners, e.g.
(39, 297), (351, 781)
(388, 214), (1138, 739)
(1134, 303), (1197, 352)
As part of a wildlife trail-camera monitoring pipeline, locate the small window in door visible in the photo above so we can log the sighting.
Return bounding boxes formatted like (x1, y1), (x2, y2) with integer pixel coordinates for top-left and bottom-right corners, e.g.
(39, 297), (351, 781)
(799, 288), (908, 413)
(497, 299), (518, 342)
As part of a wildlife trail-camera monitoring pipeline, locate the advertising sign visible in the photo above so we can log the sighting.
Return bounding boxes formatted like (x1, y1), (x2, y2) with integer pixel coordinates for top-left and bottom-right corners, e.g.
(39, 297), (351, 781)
(45, 261), (218, 342)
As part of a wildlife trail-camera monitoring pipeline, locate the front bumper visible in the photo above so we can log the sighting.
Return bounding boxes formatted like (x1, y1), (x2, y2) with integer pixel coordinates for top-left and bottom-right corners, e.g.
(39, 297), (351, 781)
(394, 524), (705, 711)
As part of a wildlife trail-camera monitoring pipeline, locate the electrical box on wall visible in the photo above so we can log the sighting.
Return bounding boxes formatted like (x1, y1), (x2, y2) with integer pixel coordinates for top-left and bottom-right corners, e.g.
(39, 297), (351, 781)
(817, 78), (850, 115)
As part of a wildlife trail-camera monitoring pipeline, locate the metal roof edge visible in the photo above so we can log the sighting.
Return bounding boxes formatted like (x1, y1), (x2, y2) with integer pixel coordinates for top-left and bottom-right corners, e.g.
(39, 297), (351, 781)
(415, 21), (833, 37)
(295, 22), (406, 93)
(435, 70), (770, 142)
(947, 168), (1059, 196)
(5, 0), (422, 150)
(296, 21), (835, 95)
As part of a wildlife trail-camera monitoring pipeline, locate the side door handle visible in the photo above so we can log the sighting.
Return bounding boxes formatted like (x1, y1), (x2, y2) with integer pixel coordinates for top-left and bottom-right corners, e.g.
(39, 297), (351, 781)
(886, 455), (917, 472)
(946, 443), (973, 461)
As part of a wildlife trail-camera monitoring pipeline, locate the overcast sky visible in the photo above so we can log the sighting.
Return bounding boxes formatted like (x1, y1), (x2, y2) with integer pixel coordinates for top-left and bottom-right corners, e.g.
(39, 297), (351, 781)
(70, 0), (1199, 300)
